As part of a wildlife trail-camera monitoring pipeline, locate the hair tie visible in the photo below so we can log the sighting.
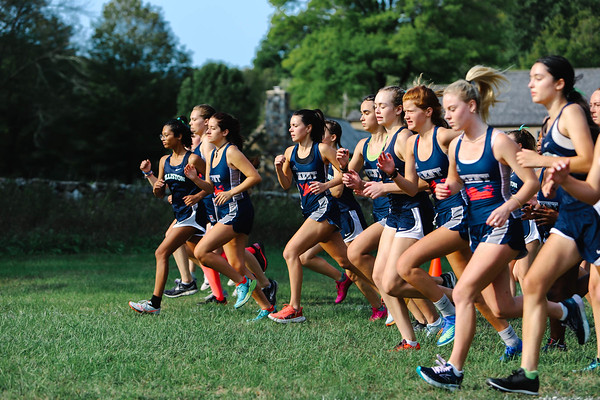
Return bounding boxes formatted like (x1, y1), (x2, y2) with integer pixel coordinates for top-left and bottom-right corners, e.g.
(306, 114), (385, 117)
(176, 117), (184, 124)
(518, 124), (529, 131)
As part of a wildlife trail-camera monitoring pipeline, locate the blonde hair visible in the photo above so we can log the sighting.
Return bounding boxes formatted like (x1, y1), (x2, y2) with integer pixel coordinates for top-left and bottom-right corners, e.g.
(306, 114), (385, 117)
(444, 66), (507, 123)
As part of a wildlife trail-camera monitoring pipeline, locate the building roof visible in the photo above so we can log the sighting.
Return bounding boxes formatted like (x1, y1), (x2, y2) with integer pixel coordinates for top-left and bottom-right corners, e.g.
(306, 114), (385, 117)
(488, 68), (600, 128)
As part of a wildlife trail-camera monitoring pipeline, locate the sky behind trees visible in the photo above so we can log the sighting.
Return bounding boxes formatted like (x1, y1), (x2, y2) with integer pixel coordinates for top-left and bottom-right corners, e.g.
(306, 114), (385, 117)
(80, 0), (274, 68)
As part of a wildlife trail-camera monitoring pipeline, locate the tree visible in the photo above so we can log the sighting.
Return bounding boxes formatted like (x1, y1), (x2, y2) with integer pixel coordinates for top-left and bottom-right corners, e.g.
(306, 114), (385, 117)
(76, 0), (192, 181)
(0, 0), (83, 178)
(255, 0), (511, 112)
(177, 63), (261, 144)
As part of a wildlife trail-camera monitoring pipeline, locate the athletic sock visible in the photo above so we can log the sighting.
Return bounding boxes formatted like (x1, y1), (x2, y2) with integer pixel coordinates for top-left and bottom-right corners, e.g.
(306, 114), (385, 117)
(523, 368), (538, 379)
(559, 303), (568, 321)
(150, 295), (162, 309)
(246, 245), (256, 255)
(200, 265), (225, 300)
(237, 276), (248, 286)
(405, 339), (418, 347)
(498, 324), (520, 348)
(264, 305), (275, 312)
(433, 294), (455, 317)
(449, 362), (463, 377)
(337, 272), (347, 283)
(427, 317), (443, 330)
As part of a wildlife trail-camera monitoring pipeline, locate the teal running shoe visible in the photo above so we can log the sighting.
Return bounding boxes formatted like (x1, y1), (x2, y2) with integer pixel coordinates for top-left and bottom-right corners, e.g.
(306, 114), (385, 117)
(500, 339), (522, 362)
(574, 357), (599, 372)
(247, 306), (276, 322)
(234, 277), (257, 309)
(437, 315), (455, 346)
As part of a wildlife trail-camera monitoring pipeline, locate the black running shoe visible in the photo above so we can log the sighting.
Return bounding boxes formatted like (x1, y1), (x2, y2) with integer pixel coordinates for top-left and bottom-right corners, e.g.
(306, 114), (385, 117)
(251, 242), (268, 272)
(560, 294), (590, 345)
(164, 280), (198, 298)
(199, 291), (228, 305)
(262, 279), (278, 306)
(486, 368), (539, 395)
(440, 271), (457, 289)
(417, 358), (463, 391)
(542, 337), (567, 352)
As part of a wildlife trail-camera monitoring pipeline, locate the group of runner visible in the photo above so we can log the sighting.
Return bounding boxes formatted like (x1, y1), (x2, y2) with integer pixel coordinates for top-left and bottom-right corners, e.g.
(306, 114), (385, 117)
(129, 54), (600, 395)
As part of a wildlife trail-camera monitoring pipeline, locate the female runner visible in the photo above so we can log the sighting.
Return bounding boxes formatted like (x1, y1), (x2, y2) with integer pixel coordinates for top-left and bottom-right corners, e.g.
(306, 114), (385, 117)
(298, 119), (385, 319)
(129, 117), (208, 314)
(488, 56), (597, 394)
(269, 109), (356, 323)
(363, 86), (439, 350)
(189, 112), (275, 321)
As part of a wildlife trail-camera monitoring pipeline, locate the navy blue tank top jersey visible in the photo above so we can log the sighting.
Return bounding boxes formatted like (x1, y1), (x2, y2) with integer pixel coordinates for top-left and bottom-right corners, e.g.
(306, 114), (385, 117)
(290, 142), (330, 214)
(455, 127), (514, 225)
(510, 171), (525, 219)
(327, 164), (363, 214)
(194, 144), (215, 222)
(164, 151), (201, 221)
(209, 143), (248, 205)
(541, 103), (588, 207)
(536, 168), (559, 210)
(362, 137), (390, 219)
(382, 128), (420, 211)
(414, 126), (466, 212)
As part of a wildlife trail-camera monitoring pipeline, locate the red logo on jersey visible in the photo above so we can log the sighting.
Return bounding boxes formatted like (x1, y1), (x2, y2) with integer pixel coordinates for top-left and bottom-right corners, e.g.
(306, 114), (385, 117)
(214, 184), (225, 195)
(466, 185), (494, 201)
(298, 182), (312, 197)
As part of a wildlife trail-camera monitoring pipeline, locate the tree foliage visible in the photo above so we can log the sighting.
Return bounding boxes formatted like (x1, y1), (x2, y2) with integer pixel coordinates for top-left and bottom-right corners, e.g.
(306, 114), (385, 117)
(0, 0), (82, 178)
(177, 63), (262, 142)
(75, 0), (191, 181)
(255, 0), (511, 112)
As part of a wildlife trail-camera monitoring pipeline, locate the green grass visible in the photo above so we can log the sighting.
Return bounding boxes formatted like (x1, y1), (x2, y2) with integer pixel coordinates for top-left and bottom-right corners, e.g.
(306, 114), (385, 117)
(0, 252), (598, 399)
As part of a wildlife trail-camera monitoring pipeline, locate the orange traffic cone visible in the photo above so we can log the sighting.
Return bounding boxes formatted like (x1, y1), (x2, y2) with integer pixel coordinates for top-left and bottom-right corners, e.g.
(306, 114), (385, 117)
(429, 258), (442, 277)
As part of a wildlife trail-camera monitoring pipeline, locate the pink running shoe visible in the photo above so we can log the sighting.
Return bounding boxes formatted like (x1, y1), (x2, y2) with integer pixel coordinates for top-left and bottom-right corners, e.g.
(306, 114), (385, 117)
(369, 306), (387, 322)
(335, 273), (353, 304)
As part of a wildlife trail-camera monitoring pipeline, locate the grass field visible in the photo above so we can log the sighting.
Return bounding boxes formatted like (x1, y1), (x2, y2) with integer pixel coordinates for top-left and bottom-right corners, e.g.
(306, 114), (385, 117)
(0, 251), (598, 399)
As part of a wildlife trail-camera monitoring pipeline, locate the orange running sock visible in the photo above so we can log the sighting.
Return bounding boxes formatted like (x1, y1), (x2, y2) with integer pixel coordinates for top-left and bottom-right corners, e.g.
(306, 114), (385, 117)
(201, 266), (224, 301)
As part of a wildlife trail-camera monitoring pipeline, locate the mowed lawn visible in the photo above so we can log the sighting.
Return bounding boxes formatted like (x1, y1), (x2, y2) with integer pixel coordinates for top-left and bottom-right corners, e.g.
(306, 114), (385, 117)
(0, 251), (598, 399)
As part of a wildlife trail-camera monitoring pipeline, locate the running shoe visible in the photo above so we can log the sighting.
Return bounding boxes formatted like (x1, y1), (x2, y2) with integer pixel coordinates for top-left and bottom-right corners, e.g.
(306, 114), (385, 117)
(200, 276), (211, 291)
(247, 306), (276, 322)
(334, 273), (353, 304)
(574, 357), (599, 372)
(440, 271), (457, 289)
(436, 315), (456, 347)
(486, 368), (539, 395)
(412, 320), (427, 331)
(199, 291), (228, 305)
(234, 277), (257, 309)
(262, 279), (278, 306)
(369, 306), (387, 322)
(163, 280), (198, 298)
(385, 314), (396, 326)
(128, 299), (160, 315)
(542, 337), (567, 352)
(426, 317), (444, 337)
(268, 304), (306, 323)
(500, 339), (522, 362)
(560, 294), (590, 345)
(250, 242), (268, 272)
(390, 339), (421, 351)
(417, 355), (462, 391)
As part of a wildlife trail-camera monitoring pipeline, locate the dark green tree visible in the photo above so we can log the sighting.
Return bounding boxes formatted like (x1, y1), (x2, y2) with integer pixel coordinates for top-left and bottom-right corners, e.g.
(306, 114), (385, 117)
(76, 0), (191, 181)
(255, 0), (511, 112)
(177, 63), (261, 143)
(0, 0), (82, 178)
